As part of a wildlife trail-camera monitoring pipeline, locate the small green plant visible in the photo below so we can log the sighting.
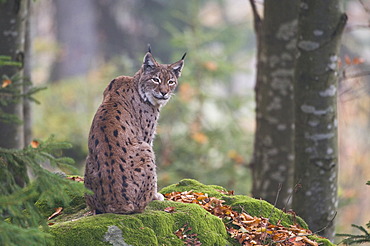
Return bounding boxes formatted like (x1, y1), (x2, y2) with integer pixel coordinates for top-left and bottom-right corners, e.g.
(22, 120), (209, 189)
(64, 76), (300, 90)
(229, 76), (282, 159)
(337, 224), (370, 245)
(0, 56), (46, 124)
(337, 181), (370, 245)
(0, 136), (86, 246)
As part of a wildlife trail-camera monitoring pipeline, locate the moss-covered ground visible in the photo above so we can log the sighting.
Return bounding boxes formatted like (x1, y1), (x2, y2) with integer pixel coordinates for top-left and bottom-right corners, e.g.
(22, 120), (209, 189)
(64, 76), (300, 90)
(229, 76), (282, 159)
(39, 179), (335, 246)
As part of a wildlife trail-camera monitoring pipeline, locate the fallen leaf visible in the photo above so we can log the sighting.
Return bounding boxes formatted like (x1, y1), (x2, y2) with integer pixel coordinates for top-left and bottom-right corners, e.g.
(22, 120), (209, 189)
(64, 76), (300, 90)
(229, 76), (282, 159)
(302, 236), (319, 246)
(164, 206), (176, 213)
(67, 176), (84, 182)
(30, 140), (39, 148)
(1, 79), (12, 88)
(217, 189), (234, 195)
(352, 57), (365, 65)
(344, 55), (351, 65)
(48, 207), (63, 220)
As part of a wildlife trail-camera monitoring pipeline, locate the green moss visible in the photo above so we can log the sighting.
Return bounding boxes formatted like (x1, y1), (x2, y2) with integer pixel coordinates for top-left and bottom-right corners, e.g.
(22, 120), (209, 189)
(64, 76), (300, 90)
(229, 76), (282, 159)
(47, 179), (335, 246)
(309, 236), (334, 246)
(35, 182), (86, 219)
(223, 195), (308, 228)
(49, 200), (234, 246)
(159, 178), (228, 197)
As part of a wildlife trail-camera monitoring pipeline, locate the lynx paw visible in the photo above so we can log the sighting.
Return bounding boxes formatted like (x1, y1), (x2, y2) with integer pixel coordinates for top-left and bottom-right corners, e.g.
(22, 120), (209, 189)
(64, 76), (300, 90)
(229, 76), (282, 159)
(153, 193), (164, 201)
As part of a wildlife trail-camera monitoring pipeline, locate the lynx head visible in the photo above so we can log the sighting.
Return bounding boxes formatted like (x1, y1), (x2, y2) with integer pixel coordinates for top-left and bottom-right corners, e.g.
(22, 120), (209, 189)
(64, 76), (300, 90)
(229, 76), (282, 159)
(138, 50), (185, 107)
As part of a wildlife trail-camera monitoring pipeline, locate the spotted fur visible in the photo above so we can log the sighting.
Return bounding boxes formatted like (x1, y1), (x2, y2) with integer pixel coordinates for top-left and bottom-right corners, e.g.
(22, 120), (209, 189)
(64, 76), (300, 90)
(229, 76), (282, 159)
(84, 51), (185, 214)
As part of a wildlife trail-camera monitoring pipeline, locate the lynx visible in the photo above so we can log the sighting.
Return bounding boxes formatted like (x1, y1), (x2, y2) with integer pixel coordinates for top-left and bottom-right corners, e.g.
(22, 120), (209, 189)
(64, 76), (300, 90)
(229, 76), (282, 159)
(84, 48), (185, 214)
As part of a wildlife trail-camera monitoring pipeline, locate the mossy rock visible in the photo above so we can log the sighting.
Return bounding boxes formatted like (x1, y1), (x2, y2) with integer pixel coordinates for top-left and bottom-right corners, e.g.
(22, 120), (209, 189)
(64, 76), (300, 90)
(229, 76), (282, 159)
(46, 179), (335, 246)
(50, 201), (233, 246)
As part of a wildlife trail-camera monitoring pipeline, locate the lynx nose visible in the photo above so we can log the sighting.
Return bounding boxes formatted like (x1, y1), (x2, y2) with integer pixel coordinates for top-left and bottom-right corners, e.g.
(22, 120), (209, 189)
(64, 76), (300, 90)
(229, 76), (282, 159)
(160, 91), (167, 97)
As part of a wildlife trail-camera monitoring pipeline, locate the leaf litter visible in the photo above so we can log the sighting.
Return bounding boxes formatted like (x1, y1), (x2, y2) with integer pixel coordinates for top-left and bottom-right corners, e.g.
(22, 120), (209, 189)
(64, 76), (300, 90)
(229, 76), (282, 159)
(164, 190), (319, 246)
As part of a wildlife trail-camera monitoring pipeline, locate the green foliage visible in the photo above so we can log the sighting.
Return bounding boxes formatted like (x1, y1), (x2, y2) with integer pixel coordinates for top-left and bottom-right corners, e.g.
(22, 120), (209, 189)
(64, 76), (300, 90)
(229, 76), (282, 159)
(0, 56), (46, 124)
(33, 1), (254, 193)
(33, 0), (254, 194)
(154, 0), (254, 194)
(0, 56), (22, 67)
(337, 224), (370, 245)
(0, 136), (87, 246)
(337, 181), (370, 245)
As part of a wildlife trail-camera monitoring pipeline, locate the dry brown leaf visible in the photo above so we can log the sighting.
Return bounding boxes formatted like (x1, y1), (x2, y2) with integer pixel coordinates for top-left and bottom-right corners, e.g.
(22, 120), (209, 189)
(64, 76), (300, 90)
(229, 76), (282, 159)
(30, 140), (40, 148)
(352, 57), (365, 65)
(164, 206), (176, 213)
(48, 207), (63, 220)
(344, 55), (351, 65)
(1, 79), (12, 88)
(67, 176), (84, 182)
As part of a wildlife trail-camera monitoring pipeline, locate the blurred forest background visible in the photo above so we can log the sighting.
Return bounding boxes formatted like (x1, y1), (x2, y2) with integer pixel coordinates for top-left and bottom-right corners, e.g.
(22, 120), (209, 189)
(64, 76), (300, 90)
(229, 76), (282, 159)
(24, 0), (369, 236)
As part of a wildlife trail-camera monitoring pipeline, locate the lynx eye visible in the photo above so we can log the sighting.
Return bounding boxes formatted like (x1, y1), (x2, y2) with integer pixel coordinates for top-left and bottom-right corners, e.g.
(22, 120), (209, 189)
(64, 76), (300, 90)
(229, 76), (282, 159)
(168, 80), (176, 85)
(151, 77), (161, 84)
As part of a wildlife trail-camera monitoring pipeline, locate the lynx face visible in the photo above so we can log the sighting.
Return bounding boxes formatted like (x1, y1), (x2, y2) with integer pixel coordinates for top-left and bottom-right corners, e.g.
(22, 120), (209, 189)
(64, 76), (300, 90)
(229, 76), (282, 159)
(138, 52), (184, 107)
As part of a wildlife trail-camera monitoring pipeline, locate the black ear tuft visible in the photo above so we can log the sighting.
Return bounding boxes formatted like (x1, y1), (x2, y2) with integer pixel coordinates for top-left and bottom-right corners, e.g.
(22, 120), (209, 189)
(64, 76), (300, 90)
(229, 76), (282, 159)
(181, 52), (187, 60)
(147, 44), (152, 54)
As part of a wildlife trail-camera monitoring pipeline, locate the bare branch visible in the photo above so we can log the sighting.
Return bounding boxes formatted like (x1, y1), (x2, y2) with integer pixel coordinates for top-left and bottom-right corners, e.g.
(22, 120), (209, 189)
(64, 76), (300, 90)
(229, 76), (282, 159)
(279, 180), (301, 223)
(267, 183), (282, 221)
(345, 24), (370, 32)
(358, 0), (370, 14)
(248, 0), (262, 33)
(341, 70), (370, 80)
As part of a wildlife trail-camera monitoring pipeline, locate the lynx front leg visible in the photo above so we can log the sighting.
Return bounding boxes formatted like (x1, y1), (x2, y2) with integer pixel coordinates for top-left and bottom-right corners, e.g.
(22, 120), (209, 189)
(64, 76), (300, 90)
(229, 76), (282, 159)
(121, 141), (163, 211)
(152, 182), (164, 201)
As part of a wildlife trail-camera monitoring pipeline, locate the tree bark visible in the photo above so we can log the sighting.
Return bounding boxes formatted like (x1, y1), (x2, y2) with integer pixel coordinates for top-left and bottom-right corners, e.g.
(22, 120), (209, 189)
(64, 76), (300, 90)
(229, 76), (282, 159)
(0, 0), (30, 188)
(292, 0), (347, 240)
(0, 0), (29, 150)
(250, 0), (298, 209)
(49, 0), (99, 82)
(23, 0), (32, 145)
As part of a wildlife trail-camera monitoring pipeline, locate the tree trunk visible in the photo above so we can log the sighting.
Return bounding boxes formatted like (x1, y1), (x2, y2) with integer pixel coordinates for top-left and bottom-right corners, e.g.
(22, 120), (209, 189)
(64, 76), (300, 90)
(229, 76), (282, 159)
(0, 0), (29, 150)
(0, 0), (30, 188)
(49, 0), (99, 82)
(250, 0), (298, 209)
(292, 0), (347, 240)
(23, 0), (32, 145)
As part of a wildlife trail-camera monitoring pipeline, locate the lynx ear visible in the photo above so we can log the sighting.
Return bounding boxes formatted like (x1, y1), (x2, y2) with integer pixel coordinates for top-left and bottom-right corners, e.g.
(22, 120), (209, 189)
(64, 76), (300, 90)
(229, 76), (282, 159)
(143, 52), (157, 73)
(171, 53), (186, 78)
